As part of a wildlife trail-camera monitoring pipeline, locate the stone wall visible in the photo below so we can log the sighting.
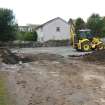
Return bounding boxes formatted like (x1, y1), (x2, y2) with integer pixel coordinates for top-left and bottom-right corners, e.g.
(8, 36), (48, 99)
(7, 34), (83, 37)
(0, 40), (70, 48)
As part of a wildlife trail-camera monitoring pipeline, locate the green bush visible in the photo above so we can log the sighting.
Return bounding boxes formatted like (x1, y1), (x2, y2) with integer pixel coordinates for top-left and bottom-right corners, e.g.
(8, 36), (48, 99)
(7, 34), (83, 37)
(16, 31), (38, 41)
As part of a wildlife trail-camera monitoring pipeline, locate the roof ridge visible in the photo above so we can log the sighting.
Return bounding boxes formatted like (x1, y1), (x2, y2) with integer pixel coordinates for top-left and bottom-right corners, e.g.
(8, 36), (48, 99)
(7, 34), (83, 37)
(36, 17), (68, 29)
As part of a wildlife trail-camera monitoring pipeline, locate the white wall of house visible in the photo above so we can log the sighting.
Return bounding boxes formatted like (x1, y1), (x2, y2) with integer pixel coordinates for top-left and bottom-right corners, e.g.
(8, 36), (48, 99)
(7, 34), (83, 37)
(36, 28), (44, 42)
(36, 18), (70, 42)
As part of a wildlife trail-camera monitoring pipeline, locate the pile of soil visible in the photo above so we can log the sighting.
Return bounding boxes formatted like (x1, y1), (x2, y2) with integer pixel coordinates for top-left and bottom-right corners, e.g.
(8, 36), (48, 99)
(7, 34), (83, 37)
(83, 50), (105, 63)
(0, 48), (32, 64)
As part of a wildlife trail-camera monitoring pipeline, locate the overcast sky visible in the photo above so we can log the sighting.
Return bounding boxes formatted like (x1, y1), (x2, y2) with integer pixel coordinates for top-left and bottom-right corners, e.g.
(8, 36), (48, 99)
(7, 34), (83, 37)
(0, 0), (105, 25)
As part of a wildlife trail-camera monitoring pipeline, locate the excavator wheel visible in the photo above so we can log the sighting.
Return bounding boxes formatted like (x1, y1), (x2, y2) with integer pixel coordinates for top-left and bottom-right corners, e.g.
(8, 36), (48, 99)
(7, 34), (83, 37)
(96, 43), (104, 51)
(81, 41), (91, 52)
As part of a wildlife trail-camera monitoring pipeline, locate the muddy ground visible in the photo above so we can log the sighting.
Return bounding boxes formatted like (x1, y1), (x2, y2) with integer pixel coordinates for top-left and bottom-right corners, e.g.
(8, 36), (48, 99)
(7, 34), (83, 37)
(0, 51), (105, 105)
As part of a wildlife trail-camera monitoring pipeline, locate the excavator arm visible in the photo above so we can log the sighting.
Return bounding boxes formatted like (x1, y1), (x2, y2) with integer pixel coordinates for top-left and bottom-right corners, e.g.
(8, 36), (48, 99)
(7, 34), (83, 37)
(69, 19), (76, 48)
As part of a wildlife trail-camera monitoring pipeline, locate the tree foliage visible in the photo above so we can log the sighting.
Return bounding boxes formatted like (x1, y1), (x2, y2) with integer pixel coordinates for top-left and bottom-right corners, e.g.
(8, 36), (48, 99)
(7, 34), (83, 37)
(0, 8), (17, 41)
(75, 18), (86, 33)
(70, 14), (105, 37)
(86, 14), (105, 37)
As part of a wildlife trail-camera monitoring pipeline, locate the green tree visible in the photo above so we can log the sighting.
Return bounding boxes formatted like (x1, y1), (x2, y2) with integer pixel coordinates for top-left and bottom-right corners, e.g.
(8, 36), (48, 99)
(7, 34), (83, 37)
(75, 18), (86, 33)
(0, 8), (17, 41)
(100, 17), (105, 37)
(86, 14), (104, 36)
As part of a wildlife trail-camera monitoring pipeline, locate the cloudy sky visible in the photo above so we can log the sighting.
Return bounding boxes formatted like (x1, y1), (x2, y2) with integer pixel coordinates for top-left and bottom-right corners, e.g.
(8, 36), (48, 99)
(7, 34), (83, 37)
(0, 0), (105, 25)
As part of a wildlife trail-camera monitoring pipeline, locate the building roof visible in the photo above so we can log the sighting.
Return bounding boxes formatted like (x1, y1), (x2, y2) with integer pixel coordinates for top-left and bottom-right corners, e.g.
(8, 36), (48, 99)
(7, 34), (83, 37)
(36, 17), (69, 29)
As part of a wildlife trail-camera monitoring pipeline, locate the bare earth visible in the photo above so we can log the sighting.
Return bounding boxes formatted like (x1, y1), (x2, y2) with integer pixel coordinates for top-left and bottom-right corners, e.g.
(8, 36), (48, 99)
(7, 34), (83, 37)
(0, 47), (105, 105)
(0, 54), (105, 105)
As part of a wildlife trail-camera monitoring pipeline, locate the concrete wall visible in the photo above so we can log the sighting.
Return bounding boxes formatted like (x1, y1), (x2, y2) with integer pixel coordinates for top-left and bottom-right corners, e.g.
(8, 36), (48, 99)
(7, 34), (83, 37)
(0, 40), (70, 48)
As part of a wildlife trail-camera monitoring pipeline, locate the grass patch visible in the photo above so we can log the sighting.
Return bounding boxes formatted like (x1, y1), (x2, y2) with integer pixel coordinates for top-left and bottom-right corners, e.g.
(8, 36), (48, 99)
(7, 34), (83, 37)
(0, 73), (9, 105)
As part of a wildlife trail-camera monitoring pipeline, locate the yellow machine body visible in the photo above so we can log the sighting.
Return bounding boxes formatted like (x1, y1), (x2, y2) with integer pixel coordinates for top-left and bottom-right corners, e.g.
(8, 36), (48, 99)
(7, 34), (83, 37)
(69, 19), (104, 52)
(76, 38), (89, 49)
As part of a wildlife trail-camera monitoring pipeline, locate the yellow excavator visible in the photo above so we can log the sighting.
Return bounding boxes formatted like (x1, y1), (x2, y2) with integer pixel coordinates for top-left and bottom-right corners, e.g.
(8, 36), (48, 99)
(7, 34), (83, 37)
(70, 19), (104, 51)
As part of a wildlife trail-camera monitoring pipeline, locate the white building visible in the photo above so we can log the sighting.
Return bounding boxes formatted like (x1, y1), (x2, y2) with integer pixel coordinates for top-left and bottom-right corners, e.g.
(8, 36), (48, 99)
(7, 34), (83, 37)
(19, 24), (39, 32)
(36, 17), (70, 42)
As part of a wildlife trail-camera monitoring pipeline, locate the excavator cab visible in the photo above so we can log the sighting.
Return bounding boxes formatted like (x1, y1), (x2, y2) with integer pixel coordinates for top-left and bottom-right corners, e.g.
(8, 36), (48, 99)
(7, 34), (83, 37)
(78, 29), (93, 39)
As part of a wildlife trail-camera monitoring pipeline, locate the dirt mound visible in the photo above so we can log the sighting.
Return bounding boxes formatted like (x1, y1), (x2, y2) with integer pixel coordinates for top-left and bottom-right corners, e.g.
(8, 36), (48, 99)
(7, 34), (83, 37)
(83, 50), (105, 62)
(0, 48), (32, 64)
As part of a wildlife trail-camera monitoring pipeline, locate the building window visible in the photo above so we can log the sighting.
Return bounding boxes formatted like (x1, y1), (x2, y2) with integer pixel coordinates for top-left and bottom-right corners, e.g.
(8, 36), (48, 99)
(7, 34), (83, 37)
(56, 27), (60, 32)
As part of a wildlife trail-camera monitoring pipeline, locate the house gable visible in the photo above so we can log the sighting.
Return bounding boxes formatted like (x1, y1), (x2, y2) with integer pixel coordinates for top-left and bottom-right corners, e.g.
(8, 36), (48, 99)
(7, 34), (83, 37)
(36, 17), (70, 42)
